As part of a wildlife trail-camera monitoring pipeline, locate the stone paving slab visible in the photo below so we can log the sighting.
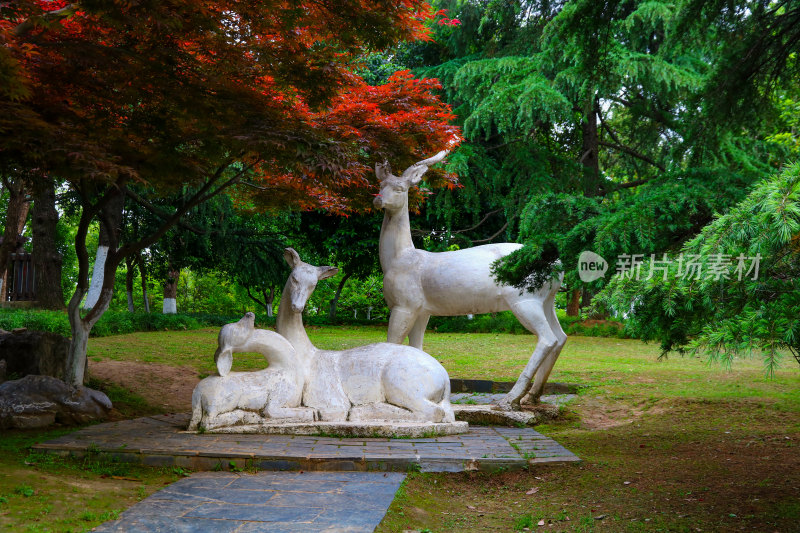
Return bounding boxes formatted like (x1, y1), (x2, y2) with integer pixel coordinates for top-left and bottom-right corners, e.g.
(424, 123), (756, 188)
(92, 471), (405, 532)
(34, 413), (579, 472)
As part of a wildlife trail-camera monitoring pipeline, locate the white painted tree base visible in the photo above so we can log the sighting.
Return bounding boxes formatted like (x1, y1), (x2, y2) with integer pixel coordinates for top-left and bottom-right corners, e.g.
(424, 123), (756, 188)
(162, 298), (177, 314)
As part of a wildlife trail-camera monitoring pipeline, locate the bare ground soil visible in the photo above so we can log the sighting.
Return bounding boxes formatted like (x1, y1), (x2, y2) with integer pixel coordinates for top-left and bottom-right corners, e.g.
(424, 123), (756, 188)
(88, 360), (198, 414)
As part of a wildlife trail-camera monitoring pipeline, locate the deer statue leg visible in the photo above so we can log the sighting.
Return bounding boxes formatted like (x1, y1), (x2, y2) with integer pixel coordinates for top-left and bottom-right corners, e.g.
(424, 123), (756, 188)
(407, 313), (430, 349)
(498, 300), (558, 410)
(263, 404), (316, 422)
(524, 295), (568, 403)
(387, 307), (418, 345)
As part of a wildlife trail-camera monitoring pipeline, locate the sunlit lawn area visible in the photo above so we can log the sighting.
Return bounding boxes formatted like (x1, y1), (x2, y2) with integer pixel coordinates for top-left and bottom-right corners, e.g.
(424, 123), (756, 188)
(2, 327), (798, 531)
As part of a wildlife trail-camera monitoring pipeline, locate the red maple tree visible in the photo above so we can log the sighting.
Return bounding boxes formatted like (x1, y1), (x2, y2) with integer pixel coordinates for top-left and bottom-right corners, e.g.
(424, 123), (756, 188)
(0, 0), (460, 386)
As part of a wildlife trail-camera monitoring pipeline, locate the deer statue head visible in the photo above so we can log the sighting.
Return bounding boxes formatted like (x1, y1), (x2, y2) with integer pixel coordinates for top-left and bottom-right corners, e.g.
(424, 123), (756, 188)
(373, 150), (449, 212)
(213, 311), (255, 376)
(282, 248), (338, 313)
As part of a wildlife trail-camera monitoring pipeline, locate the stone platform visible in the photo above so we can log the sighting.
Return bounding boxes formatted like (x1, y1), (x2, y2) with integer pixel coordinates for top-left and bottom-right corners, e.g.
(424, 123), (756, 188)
(204, 420), (468, 438)
(34, 413), (579, 473)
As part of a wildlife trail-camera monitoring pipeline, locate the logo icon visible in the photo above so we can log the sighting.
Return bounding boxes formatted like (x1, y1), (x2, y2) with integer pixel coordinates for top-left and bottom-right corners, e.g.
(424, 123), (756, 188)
(578, 251), (608, 282)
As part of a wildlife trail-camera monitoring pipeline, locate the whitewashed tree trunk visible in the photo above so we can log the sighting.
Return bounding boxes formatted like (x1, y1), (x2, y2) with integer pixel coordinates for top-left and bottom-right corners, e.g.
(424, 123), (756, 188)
(162, 267), (178, 314)
(126, 291), (135, 312)
(67, 285), (112, 386)
(265, 286), (275, 318)
(84, 245), (109, 309)
(162, 298), (177, 314)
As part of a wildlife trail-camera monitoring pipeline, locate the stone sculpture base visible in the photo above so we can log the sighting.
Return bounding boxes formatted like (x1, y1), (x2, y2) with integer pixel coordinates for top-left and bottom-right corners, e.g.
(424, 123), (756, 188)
(453, 404), (560, 427)
(188, 420), (469, 438)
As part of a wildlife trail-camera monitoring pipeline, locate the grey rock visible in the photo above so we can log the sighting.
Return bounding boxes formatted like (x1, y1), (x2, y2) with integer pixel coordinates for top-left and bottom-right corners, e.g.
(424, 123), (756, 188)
(0, 374), (112, 429)
(0, 329), (70, 380)
(452, 403), (559, 427)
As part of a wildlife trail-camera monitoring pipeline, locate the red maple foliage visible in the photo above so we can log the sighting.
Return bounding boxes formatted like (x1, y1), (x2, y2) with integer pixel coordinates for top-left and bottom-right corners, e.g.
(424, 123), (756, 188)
(0, 0), (460, 385)
(2, 0), (458, 206)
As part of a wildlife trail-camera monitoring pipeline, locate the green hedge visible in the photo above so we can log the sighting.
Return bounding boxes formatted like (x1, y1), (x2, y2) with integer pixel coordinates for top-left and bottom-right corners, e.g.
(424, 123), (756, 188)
(0, 308), (629, 338)
(0, 309), (223, 338)
(428, 310), (629, 338)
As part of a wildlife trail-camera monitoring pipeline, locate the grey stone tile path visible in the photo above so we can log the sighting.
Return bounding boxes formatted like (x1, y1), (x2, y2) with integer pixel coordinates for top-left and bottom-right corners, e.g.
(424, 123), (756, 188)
(92, 471), (405, 532)
(34, 413), (579, 473)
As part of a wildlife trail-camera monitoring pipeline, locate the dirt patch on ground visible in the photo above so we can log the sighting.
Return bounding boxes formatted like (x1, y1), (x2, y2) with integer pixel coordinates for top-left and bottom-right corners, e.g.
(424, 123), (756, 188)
(574, 396), (670, 430)
(88, 360), (199, 414)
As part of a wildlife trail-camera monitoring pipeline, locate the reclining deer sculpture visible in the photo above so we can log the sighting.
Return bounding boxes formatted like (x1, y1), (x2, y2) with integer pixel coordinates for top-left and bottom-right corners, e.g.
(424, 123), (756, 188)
(277, 248), (455, 424)
(189, 250), (457, 431)
(373, 151), (567, 410)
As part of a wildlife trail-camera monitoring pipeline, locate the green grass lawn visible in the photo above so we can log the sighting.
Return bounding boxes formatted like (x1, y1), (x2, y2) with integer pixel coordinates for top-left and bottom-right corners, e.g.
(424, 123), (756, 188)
(87, 325), (800, 412)
(2, 327), (798, 532)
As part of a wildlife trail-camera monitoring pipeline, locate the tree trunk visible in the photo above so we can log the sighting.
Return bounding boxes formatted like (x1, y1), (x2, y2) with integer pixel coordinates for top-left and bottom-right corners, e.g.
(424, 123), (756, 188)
(31, 178), (64, 310)
(265, 286), (275, 318)
(328, 271), (352, 321)
(162, 267), (179, 314)
(581, 100), (601, 197)
(0, 178), (30, 297)
(84, 192), (124, 309)
(84, 245), (109, 309)
(125, 255), (135, 312)
(566, 288), (581, 317)
(67, 312), (91, 385)
(245, 284), (277, 317)
(139, 254), (150, 312)
(581, 287), (592, 310)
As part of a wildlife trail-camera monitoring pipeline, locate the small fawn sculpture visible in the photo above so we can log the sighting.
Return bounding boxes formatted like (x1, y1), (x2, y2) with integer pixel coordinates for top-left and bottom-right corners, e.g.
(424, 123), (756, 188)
(188, 312), (314, 431)
(373, 151), (567, 409)
(277, 248), (456, 423)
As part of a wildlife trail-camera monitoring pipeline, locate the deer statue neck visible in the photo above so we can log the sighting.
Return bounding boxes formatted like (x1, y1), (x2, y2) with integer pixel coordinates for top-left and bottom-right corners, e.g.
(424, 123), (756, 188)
(379, 199), (416, 270)
(276, 281), (316, 362)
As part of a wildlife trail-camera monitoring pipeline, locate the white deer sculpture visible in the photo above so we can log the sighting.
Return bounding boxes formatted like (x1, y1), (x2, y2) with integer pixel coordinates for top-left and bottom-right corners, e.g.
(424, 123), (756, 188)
(277, 248), (456, 424)
(188, 312), (315, 431)
(373, 151), (567, 410)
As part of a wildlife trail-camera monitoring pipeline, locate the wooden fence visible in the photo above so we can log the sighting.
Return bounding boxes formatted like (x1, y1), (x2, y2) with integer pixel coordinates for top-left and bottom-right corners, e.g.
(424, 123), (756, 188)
(6, 252), (35, 301)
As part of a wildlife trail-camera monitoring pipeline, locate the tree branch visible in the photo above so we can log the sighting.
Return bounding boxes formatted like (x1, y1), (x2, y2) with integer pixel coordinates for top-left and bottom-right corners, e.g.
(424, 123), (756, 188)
(598, 140), (665, 171)
(245, 285), (267, 309)
(13, 4), (79, 37)
(125, 188), (211, 236)
(450, 209), (502, 235)
(111, 161), (250, 262)
(471, 222), (508, 244)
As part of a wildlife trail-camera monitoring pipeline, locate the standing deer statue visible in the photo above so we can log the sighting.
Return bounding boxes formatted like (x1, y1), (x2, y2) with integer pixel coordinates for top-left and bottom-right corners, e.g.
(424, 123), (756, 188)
(373, 151), (567, 410)
(277, 248), (456, 424)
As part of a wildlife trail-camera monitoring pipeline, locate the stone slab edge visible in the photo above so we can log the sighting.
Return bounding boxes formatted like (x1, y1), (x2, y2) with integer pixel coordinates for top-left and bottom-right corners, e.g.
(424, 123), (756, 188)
(450, 380), (581, 394)
(31, 445), (529, 473)
(188, 420), (469, 438)
(453, 405), (559, 427)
